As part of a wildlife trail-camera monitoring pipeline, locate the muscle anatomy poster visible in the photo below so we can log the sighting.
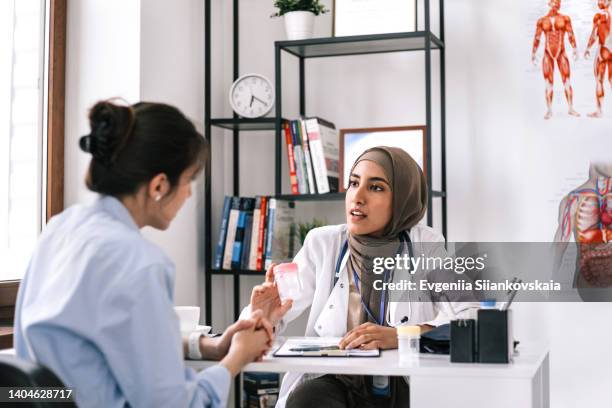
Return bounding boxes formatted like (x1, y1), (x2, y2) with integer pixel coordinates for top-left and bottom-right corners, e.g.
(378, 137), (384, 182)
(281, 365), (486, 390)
(528, 0), (612, 120)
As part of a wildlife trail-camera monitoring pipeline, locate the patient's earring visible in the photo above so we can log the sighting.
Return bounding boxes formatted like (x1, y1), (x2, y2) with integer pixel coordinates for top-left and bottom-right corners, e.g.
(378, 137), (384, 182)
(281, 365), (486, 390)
(155, 195), (162, 202)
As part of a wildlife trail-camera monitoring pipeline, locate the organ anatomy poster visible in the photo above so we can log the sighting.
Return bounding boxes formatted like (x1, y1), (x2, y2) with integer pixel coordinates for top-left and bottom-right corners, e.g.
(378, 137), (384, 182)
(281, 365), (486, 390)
(553, 163), (612, 296)
(529, 0), (612, 119)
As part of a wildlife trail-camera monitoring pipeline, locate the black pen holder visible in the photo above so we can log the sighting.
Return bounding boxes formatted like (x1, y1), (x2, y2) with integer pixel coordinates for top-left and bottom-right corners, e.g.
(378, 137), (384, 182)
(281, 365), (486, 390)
(477, 309), (513, 364)
(450, 319), (477, 363)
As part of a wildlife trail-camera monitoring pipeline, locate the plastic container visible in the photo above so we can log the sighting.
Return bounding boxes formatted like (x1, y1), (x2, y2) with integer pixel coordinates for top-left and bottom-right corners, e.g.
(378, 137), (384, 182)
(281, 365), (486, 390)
(397, 325), (420, 364)
(274, 263), (301, 302)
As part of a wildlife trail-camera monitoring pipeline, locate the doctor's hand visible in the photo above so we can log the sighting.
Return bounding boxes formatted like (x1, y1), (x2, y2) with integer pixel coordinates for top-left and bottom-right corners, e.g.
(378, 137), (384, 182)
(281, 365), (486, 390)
(339, 322), (398, 350)
(250, 264), (293, 326)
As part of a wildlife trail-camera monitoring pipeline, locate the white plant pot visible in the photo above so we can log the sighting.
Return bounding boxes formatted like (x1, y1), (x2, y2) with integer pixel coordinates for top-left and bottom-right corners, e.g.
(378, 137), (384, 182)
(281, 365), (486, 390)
(284, 11), (315, 41)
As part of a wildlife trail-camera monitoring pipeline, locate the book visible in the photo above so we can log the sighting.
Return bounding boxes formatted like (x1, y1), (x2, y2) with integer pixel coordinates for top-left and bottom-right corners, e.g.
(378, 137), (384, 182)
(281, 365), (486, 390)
(299, 119), (317, 194)
(243, 372), (280, 396)
(248, 196), (263, 270)
(264, 199), (296, 269)
(222, 197), (242, 270)
(255, 196), (269, 271)
(291, 120), (308, 194)
(214, 196), (232, 270)
(304, 117), (339, 194)
(240, 206), (254, 270)
(231, 198), (256, 270)
(263, 199), (276, 270)
(283, 122), (299, 195)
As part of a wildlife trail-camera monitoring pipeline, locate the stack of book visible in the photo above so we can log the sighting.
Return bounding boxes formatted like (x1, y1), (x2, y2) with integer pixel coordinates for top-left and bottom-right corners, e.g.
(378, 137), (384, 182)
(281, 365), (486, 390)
(242, 372), (280, 408)
(284, 117), (339, 195)
(214, 196), (297, 272)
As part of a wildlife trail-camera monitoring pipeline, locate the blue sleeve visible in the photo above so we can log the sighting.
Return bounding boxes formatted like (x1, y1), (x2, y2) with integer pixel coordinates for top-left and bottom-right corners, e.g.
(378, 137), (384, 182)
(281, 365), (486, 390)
(97, 263), (231, 407)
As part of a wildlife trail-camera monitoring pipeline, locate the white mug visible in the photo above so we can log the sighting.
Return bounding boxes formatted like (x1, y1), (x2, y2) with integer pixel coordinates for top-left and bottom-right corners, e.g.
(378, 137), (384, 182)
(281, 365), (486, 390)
(174, 306), (200, 332)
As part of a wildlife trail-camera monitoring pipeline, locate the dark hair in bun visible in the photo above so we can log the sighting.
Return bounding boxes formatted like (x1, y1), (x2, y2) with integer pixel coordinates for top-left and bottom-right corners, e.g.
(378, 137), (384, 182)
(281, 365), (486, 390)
(80, 99), (208, 197)
(79, 101), (135, 166)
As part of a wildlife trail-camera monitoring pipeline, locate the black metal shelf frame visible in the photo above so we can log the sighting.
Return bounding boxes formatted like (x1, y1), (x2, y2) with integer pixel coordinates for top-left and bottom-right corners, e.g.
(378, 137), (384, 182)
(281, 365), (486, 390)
(273, 3), (447, 234)
(204, 3), (446, 405)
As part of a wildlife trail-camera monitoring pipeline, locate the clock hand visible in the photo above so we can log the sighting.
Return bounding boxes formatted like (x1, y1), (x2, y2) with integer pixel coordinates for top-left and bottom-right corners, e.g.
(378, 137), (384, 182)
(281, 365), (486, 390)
(249, 94), (254, 108)
(252, 95), (268, 106)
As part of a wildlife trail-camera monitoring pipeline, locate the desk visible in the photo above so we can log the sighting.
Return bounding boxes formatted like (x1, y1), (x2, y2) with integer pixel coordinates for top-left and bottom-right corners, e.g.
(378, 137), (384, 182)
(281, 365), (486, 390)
(187, 339), (550, 408)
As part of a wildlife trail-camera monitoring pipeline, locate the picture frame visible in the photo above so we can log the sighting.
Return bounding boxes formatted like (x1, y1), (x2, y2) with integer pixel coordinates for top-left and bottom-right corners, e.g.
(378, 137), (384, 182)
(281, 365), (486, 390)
(332, 0), (417, 37)
(339, 126), (427, 191)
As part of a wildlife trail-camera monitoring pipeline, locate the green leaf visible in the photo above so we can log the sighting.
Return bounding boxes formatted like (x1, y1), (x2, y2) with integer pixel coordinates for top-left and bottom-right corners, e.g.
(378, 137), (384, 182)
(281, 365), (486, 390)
(272, 0), (330, 17)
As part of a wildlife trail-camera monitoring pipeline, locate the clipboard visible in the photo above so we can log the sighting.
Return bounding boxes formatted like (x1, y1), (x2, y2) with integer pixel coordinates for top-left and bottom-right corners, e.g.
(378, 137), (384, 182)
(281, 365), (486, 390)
(272, 337), (380, 358)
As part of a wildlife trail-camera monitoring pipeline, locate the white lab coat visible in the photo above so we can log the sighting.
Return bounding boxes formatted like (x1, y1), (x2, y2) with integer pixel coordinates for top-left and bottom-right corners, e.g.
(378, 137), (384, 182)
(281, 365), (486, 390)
(241, 223), (475, 408)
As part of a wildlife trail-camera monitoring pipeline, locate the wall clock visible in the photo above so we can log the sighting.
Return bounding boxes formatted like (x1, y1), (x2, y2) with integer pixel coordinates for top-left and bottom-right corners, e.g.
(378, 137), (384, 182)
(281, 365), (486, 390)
(229, 73), (274, 118)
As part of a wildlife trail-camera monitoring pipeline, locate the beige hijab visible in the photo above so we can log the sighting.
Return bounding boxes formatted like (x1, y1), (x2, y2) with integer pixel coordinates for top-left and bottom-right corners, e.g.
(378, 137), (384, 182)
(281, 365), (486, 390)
(346, 146), (428, 325)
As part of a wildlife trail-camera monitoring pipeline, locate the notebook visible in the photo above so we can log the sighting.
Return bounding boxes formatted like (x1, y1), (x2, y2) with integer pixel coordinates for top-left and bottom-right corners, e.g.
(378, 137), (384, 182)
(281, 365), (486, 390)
(273, 337), (380, 358)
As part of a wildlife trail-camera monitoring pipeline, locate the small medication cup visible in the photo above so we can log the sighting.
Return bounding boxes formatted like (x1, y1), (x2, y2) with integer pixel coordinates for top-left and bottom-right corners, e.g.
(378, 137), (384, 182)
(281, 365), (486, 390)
(397, 325), (420, 363)
(273, 263), (301, 302)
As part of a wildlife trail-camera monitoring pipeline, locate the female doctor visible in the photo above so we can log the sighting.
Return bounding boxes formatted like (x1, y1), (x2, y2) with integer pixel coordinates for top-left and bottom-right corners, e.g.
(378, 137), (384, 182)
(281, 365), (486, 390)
(14, 100), (272, 407)
(244, 146), (472, 408)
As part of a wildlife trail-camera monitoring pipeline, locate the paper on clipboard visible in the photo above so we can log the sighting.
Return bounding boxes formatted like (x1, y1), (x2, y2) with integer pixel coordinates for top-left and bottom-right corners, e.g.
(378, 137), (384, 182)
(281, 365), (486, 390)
(273, 337), (380, 357)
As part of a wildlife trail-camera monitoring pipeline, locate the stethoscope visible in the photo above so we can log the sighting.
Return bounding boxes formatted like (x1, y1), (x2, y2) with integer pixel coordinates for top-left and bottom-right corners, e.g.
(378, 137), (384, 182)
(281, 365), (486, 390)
(333, 230), (415, 327)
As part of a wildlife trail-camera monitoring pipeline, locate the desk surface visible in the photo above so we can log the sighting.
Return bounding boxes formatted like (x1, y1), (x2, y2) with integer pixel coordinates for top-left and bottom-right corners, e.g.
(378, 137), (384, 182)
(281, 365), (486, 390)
(187, 338), (549, 379)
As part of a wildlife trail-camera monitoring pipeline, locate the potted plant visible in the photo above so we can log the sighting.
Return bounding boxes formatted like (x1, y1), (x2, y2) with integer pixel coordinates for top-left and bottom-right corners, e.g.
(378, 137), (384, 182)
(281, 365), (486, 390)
(272, 0), (329, 41)
(296, 218), (327, 245)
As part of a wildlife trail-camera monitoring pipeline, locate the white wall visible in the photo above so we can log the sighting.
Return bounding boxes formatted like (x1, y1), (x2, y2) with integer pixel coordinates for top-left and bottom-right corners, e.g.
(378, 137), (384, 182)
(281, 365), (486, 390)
(64, 0), (216, 314)
(64, 0), (140, 206)
(139, 0), (206, 308)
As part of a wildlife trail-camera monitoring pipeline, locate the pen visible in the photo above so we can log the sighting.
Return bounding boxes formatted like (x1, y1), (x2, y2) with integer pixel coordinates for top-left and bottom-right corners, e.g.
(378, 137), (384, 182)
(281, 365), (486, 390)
(501, 278), (521, 311)
(289, 345), (340, 352)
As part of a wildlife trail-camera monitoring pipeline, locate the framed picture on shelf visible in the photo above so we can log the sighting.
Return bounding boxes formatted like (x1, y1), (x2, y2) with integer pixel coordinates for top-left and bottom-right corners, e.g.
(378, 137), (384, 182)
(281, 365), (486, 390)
(332, 0), (417, 37)
(339, 125), (426, 191)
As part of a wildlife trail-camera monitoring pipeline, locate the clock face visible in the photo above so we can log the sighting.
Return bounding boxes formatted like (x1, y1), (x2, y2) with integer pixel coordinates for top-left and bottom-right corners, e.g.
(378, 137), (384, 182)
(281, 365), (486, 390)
(229, 74), (274, 118)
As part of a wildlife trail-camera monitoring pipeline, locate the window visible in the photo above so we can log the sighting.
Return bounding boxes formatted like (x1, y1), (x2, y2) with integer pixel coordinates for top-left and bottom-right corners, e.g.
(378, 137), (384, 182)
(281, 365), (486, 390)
(1, 0), (46, 282)
(0, 0), (65, 348)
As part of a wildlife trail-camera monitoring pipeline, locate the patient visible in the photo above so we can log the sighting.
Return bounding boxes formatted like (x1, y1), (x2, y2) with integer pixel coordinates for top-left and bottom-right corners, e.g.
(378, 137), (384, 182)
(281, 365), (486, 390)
(14, 100), (272, 407)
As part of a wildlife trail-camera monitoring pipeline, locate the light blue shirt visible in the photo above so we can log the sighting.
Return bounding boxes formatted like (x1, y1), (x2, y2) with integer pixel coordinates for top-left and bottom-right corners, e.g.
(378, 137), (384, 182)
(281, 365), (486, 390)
(14, 195), (230, 408)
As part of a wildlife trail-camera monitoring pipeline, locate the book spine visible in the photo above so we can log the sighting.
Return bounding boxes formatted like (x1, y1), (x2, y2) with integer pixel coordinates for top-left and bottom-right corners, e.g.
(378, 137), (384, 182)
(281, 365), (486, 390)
(319, 120), (340, 192)
(214, 196), (232, 269)
(240, 211), (254, 269)
(291, 120), (307, 194)
(264, 198), (276, 270)
(299, 118), (317, 194)
(232, 198), (255, 269)
(304, 118), (330, 194)
(231, 201), (247, 270)
(270, 200), (296, 264)
(248, 197), (262, 270)
(222, 197), (241, 270)
(284, 122), (299, 195)
(294, 120), (310, 194)
(255, 196), (268, 271)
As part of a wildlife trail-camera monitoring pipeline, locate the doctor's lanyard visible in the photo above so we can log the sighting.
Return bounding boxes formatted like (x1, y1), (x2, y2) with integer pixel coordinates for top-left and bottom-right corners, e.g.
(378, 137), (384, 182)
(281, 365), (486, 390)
(334, 231), (414, 326)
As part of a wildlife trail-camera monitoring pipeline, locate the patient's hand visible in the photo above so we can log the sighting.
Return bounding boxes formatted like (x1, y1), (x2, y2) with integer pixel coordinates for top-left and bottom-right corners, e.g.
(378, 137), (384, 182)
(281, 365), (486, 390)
(203, 310), (274, 360)
(250, 263), (293, 326)
(221, 324), (272, 377)
(339, 322), (398, 350)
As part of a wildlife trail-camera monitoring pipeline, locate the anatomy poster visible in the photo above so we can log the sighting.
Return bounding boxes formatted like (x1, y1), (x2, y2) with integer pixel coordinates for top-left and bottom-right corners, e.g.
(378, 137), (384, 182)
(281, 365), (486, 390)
(552, 163), (612, 293)
(527, 0), (612, 120)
